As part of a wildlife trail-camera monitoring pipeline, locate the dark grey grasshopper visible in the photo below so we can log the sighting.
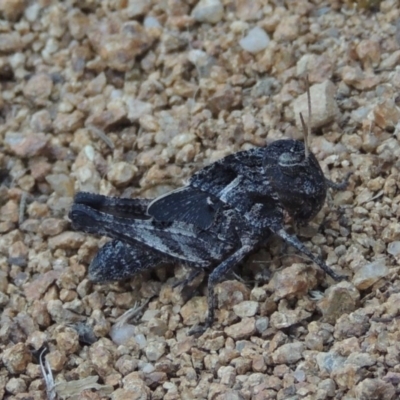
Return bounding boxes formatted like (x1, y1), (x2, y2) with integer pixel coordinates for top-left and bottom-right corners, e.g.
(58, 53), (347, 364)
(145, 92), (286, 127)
(69, 137), (349, 335)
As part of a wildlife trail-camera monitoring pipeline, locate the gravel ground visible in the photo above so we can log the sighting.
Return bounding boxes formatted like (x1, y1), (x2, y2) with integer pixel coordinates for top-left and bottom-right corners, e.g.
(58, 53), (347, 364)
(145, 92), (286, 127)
(1, 0), (400, 399)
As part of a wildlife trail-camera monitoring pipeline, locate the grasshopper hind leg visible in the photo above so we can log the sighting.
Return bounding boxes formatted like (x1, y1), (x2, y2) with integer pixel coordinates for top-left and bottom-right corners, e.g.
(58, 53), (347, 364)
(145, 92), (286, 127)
(88, 240), (167, 283)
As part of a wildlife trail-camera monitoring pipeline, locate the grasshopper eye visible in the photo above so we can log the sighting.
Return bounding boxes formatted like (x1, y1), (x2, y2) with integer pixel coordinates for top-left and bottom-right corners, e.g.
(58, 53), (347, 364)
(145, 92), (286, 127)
(278, 150), (305, 167)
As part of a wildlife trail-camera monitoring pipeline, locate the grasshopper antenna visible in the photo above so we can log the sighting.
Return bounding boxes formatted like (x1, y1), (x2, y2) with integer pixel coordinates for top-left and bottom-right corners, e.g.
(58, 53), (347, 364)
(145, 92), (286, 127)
(299, 75), (311, 159)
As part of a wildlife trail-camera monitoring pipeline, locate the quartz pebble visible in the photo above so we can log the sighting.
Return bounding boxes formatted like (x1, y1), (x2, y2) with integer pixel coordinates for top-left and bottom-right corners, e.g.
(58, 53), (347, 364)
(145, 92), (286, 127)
(126, 0), (152, 18)
(107, 162), (138, 187)
(125, 98), (153, 122)
(255, 317), (269, 333)
(387, 241), (400, 256)
(233, 300), (259, 318)
(5, 377), (27, 394)
(352, 259), (389, 290)
(270, 306), (311, 329)
(145, 340), (166, 361)
(144, 16), (161, 29)
(272, 342), (304, 364)
(191, 0), (224, 24)
(239, 26), (270, 54)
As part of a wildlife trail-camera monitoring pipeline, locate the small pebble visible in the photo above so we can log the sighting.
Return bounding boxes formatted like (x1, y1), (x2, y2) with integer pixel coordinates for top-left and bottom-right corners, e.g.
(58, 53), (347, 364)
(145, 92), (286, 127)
(317, 281), (360, 324)
(272, 343), (305, 364)
(239, 26), (270, 54)
(2, 343), (32, 374)
(255, 317), (269, 333)
(224, 317), (256, 340)
(5, 377), (27, 394)
(372, 99), (400, 131)
(268, 263), (317, 300)
(144, 16), (161, 28)
(191, 0), (224, 24)
(180, 297), (207, 326)
(107, 162), (138, 187)
(0, 32), (22, 52)
(126, 0), (152, 18)
(53, 110), (85, 133)
(355, 378), (395, 400)
(0, 0), (25, 20)
(145, 340), (166, 362)
(46, 350), (67, 372)
(4, 132), (48, 158)
(387, 241), (400, 256)
(46, 174), (75, 197)
(23, 73), (53, 105)
(125, 98), (153, 122)
(352, 259), (389, 290)
(273, 15), (300, 42)
(88, 20), (153, 71)
(233, 300), (259, 318)
(293, 80), (339, 129)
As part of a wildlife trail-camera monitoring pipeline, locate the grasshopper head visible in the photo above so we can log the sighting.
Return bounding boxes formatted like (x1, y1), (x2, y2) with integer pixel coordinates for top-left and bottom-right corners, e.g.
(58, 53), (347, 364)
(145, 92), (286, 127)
(264, 139), (327, 224)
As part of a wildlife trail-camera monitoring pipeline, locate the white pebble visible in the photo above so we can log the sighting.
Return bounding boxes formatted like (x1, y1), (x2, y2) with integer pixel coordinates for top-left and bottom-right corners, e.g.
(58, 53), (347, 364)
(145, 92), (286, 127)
(126, 0), (151, 18)
(58, 101), (74, 113)
(109, 89), (123, 100)
(107, 161), (138, 186)
(188, 49), (208, 67)
(109, 324), (136, 345)
(233, 301), (259, 318)
(388, 241), (400, 256)
(84, 145), (95, 161)
(8, 53), (25, 69)
(145, 341), (166, 362)
(24, 3), (41, 22)
(230, 21), (249, 34)
(134, 333), (147, 349)
(141, 362), (155, 373)
(239, 26), (270, 54)
(294, 369), (306, 382)
(353, 259), (389, 290)
(125, 98), (153, 122)
(191, 0), (224, 24)
(141, 309), (160, 322)
(144, 16), (161, 28)
(171, 133), (196, 148)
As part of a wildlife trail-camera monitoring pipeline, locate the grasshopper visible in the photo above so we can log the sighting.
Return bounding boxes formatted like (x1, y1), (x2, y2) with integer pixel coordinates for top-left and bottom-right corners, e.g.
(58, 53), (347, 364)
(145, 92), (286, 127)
(69, 134), (349, 334)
